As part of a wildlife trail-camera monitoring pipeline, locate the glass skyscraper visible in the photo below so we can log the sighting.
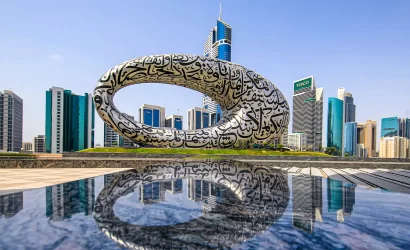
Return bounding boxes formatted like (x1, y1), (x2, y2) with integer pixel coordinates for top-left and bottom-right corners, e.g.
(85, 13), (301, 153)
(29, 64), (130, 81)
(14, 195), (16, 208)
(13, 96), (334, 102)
(344, 122), (357, 156)
(327, 97), (343, 152)
(45, 87), (94, 153)
(381, 117), (400, 138)
(400, 118), (410, 139)
(138, 104), (165, 128)
(202, 4), (231, 126)
(292, 76), (324, 151)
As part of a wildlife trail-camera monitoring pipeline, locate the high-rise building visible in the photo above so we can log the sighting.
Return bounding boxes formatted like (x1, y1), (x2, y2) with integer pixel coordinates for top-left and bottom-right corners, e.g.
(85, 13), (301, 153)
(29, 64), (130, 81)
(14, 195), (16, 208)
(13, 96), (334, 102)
(337, 88), (356, 123)
(344, 122), (357, 156)
(357, 120), (377, 157)
(327, 97), (343, 152)
(104, 124), (119, 147)
(165, 115), (183, 130)
(138, 104), (165, 127)
(292, 76), (323, 151)
(187, 179), (211, 202)
(288, 132), (307, 151)
(202, 4), (231, 126)
(0, 90), (23, 152)
(400, 118), (410, 139)
(22, 142), (33, 152)
(45, 87), (94, 153)
(379, 136), (409, 159)
(33, 135), (46, 153)
(356, 144), (368, 158)
(292, 175), (322, 233)
(187, 107), (210, 130)
(104, 114), (135, 148)
(381, 117), (400, 138)
(46, 179), (94, 221)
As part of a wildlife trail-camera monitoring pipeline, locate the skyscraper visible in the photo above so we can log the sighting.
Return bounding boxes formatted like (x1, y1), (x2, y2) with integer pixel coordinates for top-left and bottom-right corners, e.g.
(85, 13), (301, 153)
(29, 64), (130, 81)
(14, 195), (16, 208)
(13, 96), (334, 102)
(187, 107), (210, 130)
(400, 118), (410, 139)
(292, 175), (322, 233)
(45, 87), (95, 153)
(327, 97), (343, 152)
(138, 104), (165, 127)
(357, 120), (377, 157)
(202, 4), (232, 126)
(104, 123), (119, 147)
(104, 114), (135, 148)
(292, 76), (323, 151)
(165, 115), (183, 130)
(0, 192), (23, 218)
(381, 117), (400, 138)
(337, 88), (356, 123)
(33, 135), (46, 153)
(344, 122), (357, 156)
(0, 90), (23, 152)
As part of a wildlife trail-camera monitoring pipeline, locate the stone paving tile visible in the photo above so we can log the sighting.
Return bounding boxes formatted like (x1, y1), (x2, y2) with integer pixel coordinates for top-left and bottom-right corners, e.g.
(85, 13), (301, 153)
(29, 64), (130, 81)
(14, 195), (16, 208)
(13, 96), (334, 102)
(0, 168), (129, 191)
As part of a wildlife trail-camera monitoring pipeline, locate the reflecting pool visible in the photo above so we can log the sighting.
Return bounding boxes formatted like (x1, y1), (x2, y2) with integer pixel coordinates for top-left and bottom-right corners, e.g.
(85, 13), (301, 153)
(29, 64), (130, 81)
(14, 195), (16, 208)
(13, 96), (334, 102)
(1, 160), (410, 249)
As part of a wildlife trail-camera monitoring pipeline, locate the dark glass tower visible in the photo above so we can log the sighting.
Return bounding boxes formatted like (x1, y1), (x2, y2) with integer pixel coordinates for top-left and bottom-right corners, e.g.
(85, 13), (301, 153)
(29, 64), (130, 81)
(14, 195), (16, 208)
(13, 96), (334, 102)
(327, 97), (343, 152)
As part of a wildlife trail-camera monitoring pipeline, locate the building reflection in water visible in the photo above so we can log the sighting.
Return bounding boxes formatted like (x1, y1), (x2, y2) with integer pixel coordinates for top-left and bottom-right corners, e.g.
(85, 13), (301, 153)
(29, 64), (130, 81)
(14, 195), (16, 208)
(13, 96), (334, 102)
(292, 176), (357, 233)
(0, 192), (23, 218)
(292, 175), (323, 233)
(328, 179), (356, 222)
(46, 179), (95, 221)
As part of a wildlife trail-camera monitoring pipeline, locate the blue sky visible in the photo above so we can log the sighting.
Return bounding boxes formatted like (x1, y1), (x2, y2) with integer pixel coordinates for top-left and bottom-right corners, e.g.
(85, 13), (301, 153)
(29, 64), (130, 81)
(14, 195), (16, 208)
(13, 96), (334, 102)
(1, 0), (409, 146)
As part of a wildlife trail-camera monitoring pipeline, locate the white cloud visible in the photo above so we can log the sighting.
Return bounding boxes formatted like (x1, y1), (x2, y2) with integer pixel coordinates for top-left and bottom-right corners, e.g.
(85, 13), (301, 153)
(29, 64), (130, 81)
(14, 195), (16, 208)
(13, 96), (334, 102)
(48, 54), (63, 62)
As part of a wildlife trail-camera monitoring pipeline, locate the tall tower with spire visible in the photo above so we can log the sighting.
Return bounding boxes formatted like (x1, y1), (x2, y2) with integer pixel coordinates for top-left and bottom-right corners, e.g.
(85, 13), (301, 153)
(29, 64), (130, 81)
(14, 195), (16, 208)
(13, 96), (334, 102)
(202, 3), (232, 125)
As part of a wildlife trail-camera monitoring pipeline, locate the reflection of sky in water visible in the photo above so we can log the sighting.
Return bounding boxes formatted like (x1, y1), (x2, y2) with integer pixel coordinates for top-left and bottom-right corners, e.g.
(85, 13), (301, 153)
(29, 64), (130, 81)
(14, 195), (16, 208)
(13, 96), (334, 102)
(114, 179), (203, 226)
(0, 173), (409, 249)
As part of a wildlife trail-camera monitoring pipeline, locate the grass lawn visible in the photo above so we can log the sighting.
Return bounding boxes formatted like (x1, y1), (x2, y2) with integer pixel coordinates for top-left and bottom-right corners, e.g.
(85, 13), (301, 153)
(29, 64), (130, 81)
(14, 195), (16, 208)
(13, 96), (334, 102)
(79, 147), (330, 157)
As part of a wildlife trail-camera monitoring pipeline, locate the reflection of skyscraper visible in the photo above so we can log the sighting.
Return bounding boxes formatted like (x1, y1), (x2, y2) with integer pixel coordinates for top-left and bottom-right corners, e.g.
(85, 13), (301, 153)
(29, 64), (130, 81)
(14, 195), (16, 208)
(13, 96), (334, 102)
(343, 183), (356, 215)
(46, 179), (95, 221)
(139, 182), (166, 204)
(164, 179), (183, 194)
(292, 175), (322, 233)
(104, 173), (118, 187)
(327, 179), (356, 222)
(187, 179), (211, 202)
(0, 192), (23, 218)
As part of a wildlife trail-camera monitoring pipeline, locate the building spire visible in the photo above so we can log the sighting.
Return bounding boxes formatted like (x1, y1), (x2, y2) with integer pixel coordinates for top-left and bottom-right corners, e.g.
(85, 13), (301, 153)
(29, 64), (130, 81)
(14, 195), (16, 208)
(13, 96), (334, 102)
(219, 2), (222, 21)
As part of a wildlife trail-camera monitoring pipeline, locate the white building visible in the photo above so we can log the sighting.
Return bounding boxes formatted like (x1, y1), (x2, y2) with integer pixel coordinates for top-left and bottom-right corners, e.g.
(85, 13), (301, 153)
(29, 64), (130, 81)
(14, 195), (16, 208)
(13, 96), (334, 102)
(33, 135), (46, 153)
(379, 136), (409, 159)
(22, 142), (33, 152)
(187, 107), (210, 130)
(165, 115), (183, 130)
(104, 124), (119, 147)
(138, 104), (165, 127)
(288, 133), (307, 151)
(356, 144), (368, 158)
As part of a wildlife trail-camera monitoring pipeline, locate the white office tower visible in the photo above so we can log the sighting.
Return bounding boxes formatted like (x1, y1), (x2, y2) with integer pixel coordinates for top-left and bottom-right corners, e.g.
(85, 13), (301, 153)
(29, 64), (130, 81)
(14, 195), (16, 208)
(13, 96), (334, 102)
(187, 107), (210, 130)
(138, 104), (165, 127)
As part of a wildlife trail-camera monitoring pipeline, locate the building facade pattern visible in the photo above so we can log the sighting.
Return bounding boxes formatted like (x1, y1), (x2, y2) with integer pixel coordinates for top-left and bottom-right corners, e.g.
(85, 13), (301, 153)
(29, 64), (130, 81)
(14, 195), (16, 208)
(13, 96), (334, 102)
(292, 77), (323, 151)
(94, 54), (289, 148)
(0, 90), (23, 152)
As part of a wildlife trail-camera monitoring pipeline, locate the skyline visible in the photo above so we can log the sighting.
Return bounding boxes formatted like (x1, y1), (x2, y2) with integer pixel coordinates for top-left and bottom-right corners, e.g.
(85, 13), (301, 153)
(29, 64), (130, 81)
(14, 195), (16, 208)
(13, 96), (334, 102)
(1, 0), (410, 146)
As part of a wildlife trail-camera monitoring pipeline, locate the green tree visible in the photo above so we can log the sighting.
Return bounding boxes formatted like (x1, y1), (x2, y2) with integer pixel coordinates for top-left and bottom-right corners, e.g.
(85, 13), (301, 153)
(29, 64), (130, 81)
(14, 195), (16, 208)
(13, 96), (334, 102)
(345, 153), (349, 157)
(324, 147), (336, 155)
(277, 144), (283, 149)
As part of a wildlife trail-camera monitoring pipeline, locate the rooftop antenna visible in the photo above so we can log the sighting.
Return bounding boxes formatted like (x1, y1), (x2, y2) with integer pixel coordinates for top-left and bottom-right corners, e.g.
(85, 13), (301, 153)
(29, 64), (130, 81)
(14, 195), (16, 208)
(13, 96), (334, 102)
(219, 2), (222, 21)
